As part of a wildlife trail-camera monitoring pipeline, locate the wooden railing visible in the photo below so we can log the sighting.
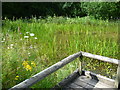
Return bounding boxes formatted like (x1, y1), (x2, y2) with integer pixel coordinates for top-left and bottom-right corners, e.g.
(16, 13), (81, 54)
(80, 51), (120, 88)
(9, 51), (120, 89)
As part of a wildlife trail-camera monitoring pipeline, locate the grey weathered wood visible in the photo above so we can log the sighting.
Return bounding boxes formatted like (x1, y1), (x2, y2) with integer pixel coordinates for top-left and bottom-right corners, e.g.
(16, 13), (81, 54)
(66, 70), (114, 88)
(114, 65), (120, 88)
(10, 52), (82, 89)
(78, 61), (82, 75)
(81, 51), (120, 65)
(74, 78), (88, 87)
(54, 69), (79, 88)
(94, 81), (113, 88)
(84, 71), (115, 86)
(78, 56), (83, 75)
(66, 83), (83, 88)
(85, 84), (94, 88)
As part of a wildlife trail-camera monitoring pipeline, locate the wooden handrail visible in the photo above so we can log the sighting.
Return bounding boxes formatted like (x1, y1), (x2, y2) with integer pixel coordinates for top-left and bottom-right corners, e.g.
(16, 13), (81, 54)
(81, 51), (120, 65)
(81, 51), (120, 88)
(9, 52), (82, 89)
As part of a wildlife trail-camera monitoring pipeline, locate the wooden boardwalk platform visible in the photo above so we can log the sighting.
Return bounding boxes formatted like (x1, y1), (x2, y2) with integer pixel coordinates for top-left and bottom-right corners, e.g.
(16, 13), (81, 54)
(54, 70), (115, 89)
(9, 51), (120, 90)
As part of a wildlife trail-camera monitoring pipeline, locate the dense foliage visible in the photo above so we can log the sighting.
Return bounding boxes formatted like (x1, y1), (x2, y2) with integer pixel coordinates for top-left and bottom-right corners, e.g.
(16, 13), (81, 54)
(2, 2), (120, 20)
(81, 2), (120, 19)
(2, 2), (86, 19)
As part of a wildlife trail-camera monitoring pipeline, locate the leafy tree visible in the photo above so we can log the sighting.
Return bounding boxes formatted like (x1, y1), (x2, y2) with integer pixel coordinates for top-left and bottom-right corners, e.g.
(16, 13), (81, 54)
(81, 2), (120, 20)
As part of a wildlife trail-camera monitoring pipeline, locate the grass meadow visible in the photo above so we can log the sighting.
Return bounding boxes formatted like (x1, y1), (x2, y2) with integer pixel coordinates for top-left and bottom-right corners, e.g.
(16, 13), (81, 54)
(2, 16), (119, 88)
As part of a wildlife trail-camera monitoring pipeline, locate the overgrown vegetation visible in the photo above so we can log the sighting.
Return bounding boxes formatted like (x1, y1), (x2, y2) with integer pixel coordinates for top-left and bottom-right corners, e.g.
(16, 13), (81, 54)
(2, 2), (120, 20)
(2, 16), (118, 88)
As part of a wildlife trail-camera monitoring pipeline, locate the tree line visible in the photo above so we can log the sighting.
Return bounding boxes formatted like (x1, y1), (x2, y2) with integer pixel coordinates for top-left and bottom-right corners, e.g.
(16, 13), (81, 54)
(2, 2), (120, 20)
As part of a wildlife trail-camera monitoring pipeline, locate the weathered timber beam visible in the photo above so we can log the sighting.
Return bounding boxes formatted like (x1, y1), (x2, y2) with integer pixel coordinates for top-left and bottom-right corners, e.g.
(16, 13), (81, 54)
(81, 51), (120, 65)
(9, 52), (82, 89)
(115, 65), (120, 88)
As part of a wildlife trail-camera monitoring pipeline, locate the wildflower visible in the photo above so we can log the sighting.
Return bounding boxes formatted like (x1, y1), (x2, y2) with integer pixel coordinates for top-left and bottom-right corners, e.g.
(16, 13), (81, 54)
(34, 37), (37, 39)
(30, 33), (34, 36)
(28, 53), (31, 56)
(22, 61), (32, 71)
(1, 41), (4, 43)
(22, 61), (29, 66)
(31, 61), (36, 67)
(25, 65), (32, 71)
(5, 17), (7, 20)
(15, 75), (19, 80)
(24, 36), (29, 38)
(66, 17), (69, 20)
(7, 46), (10, 49)
(29, 45), (33, 49)
(10, 44), (14, 47)
(26, 32), (29, 34)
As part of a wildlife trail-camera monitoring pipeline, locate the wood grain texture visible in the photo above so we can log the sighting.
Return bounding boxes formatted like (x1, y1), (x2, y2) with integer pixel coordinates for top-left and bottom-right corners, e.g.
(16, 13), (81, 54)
(114, 65), (120, 88)
(84, 71), (115, 86)
(55, 70), (115, 89)
(81, 51), (120, 65)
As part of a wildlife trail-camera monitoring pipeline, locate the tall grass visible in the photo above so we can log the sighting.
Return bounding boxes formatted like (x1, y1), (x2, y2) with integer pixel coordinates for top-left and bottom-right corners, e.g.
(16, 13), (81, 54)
(2, 16), (118, 88)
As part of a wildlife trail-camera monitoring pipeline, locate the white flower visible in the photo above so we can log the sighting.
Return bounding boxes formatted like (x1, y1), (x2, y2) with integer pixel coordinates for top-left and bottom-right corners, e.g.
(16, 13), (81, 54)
(24, 36), (29, 38)
(10, 44), (14, 47)
(66, 17), (69, 19)
(3, 38), (5, 41)
(30, 33), (34, 36)
(1, 41), (4, 42)
(34, 37), (38, 39)
(30, 46), (33, 49)
(26, 32), (29, 34)
(28, 53), (30, 55)
(7, 47), (10, 49)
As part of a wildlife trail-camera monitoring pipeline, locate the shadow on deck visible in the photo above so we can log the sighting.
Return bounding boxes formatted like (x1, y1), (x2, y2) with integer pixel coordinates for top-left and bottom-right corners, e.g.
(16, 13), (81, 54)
(53, 69), (115, 89)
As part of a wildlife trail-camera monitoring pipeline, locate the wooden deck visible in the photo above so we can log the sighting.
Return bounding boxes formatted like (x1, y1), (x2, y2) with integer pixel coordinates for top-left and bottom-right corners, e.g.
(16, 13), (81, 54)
(9, 51), (120, 89)
(54, 69), (115, 89)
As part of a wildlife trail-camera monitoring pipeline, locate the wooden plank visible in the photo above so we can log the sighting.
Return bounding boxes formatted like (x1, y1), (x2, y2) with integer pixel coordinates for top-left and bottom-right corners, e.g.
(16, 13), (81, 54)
(114, 65), (120, 88)
(84, 71), (115, 86)
(54, 69), (79, 87)
(73, 78), (89, 87)
(81, 51), (120, 65)
(77, 76), (98, 87)
(10, 52), (82, 89)
(94, 81), (113, 88)
(85, 84), (94, 88)
(77, 76), (99, 88)
(78, 56), (83, 75)
(62, 86), (75, 90)
(66, 83), (83, 88)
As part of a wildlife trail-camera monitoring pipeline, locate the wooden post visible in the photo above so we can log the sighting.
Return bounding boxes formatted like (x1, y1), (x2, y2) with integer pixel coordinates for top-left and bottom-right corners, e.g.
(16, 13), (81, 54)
(115, 64), (120, 88)
(78, 54), (83, 75)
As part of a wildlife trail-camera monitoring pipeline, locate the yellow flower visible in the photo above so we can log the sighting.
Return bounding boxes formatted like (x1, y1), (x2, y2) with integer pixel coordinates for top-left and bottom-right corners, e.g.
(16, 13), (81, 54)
(22, 61), (29, 66)
(15, 75), (19, 80)
(31, 61), (36, 67)
(22, 61), (32, 71)
(25, 65), (32, 71)
(16, 76), (19, 78)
